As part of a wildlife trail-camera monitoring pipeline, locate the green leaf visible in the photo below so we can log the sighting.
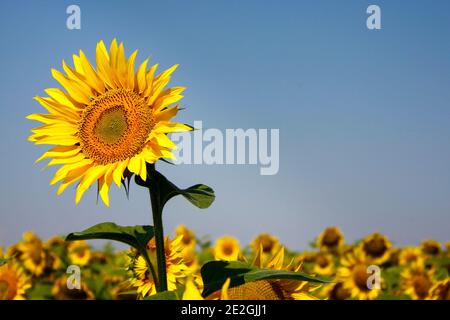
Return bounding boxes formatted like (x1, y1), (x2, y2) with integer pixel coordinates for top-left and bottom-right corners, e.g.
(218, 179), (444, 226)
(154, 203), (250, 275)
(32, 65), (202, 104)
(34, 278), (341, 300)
(201, 260), (329, 297)
(66, 222), (154, 253)
(135, 165), (215, 210)
(144, 291), (178, 300)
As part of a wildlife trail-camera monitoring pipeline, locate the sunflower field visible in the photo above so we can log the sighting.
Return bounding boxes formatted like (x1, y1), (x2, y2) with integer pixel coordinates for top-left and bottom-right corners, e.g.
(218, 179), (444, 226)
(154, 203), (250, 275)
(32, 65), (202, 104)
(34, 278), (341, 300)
(1, 226), (449, 300)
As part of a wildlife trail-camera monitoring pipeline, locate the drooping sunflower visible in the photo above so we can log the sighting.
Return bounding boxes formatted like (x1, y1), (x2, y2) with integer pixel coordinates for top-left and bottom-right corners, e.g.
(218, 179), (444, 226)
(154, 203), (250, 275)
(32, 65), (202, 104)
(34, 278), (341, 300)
(67, 240), (92, 266)
(398, 247), (424, 266)
(250, 233), (280, 258)
(337, 248), (381, 300)
(400, 262), (434, 300)
(427, 279), (450, 300)
(359, 232), (392, 265)
(317, 227), (345, 253)
(219, 247), (320, 300)
(175, 225), (197, 252)
(214, 236), (241, 261)
(128, 236), (187, 298)
(420, 240), (441, 257)
(27, 39), (191, 206)
(0, 261), (31, 300)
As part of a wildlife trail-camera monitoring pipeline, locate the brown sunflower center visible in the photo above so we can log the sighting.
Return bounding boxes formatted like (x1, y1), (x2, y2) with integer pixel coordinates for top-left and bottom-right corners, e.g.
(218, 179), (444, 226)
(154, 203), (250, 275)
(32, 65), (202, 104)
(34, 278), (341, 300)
(353, 265), (370, 292)
(226, 280), (286, 300)
(364, 237), (387, 258)
(260, 237), (275, 253)
(323, 230), (340, 247)
(78, 89), (153, 165)
(413, 275), (431, 299)
(330, 282), (351, 300)
(222, 243), (234, 256)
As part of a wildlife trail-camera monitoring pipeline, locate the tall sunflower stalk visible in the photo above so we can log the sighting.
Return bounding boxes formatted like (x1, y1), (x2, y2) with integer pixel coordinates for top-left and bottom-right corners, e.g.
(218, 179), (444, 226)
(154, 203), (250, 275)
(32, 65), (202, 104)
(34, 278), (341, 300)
(27, 39), (215, 294)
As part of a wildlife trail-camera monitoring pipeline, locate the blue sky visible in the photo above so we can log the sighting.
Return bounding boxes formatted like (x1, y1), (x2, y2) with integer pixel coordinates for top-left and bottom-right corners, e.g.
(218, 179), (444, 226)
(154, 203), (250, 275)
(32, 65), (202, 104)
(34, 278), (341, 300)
(0, 0), (449, 250)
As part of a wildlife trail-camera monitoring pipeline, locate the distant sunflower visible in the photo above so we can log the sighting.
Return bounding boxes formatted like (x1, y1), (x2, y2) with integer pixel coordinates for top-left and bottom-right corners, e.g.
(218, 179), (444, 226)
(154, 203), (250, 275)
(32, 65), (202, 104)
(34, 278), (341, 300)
(0, 261), (31, 300)
(52, 275), (94, 300)
(317, 227), (344, 253)
(17, 231), (47, 276)
(428, 279), (450, 300)
(398, 247), (424, 266)
(359, 233), (391, 265)
(68, 240), (91, 266)
(320, 282), (351, 300)
(338, 249), (381, 300)
(27, 39), (191, 206)
(313, 252), (335, 276)
(128, 236), (187, 298)
(400, 262), (434, 300)
(420, 240), (441, 257)
(175, 225), (197, 252)
(219, 248), (320, 300)
(214, 236), (240, 261)
(250, 233), (280, 258)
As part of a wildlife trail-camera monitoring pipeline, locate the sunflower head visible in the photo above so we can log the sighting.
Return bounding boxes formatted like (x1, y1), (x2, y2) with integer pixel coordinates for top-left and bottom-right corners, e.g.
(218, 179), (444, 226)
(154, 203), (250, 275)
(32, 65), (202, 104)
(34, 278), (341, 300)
(420, 240), (441, 257)
(398, 247), (424, 266)
(16, 231), (47, 276)
(428, 279), (450, 300)
(250, 233), (280, 257)
(400, 262), (434, 300)
(317, 227), (344, 253)
(214, 236), (240, 261)
(360, 232), (391, 265)
(128, 236), (187, 298)
(313, 252), (335, 276)
(0, 261), (31, 300)
(27, 39), (191, 206)
(68, 240), (91, 266)
(320, 282), (351, 300)
(175, 225), (197, 251)
(338, 248), (381, 300)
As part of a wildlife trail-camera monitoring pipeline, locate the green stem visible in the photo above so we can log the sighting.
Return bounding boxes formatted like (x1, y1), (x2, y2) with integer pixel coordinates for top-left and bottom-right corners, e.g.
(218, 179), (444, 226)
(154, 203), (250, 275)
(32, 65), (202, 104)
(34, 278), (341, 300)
(148, 164), (168, 292)
(142, 250), (159, 290)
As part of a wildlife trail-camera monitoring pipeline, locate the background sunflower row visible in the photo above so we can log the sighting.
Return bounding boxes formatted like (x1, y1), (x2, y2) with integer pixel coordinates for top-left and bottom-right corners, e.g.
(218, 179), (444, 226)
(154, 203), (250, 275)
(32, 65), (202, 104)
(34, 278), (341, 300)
(1, 226), (449, 300)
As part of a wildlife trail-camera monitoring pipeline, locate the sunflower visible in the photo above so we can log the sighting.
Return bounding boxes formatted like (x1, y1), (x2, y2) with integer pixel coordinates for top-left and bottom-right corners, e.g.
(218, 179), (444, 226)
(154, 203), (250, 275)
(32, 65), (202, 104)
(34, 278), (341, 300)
(27, 39), (191, 206)
(68, 240), (91, 266)
(312, 252), (335, 276)
(182, 249), (200, 274)
(359, 232), (391, 265)
(428, 279), (450, 300)
(420, 240), (441, 257)
(0, 261), (31, 300)
(17, 231), (47, 276)
(337, 248), (381, 300)
(128, 236), (187, 298)
(214, 236), (240, 261)
(175, 225), (197, 252)
(320, 282), (351, 300)
(250, 233), (280, 259)
(219, 248), (320, 300)
(317, 227), (344, 253)
(400, 262), (434, 300)
(52, 275), (95, 300)
(398, 247), (424, 266)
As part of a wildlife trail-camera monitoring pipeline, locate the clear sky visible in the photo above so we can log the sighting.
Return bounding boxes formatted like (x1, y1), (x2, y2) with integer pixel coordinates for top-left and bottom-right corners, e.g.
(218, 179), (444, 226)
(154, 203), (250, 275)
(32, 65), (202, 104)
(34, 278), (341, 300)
(0, 0), (449, 250)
